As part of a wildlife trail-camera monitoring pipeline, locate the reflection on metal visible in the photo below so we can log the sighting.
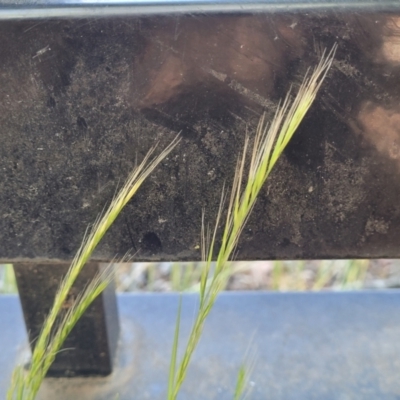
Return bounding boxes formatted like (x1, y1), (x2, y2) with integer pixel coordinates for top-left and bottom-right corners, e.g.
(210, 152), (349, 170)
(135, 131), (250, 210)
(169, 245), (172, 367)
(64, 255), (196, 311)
(1, 292), (400, 399)
(0, 0), (399, 20)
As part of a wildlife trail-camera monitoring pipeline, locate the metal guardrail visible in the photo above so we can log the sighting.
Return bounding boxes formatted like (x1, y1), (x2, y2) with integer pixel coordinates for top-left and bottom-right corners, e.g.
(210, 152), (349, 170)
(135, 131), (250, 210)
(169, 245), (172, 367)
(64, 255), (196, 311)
(2, 1), (400, 390)
(0, 0), (399, 19)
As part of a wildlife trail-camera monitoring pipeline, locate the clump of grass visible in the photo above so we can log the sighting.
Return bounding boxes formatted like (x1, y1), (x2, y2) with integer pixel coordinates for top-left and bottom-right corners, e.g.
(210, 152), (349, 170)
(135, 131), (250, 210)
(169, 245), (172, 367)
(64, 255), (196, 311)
(340, 259), (369, 289)
(167, 45), (337, 400)
(269, 259), (370, 291)
(7, 136), (180, 400)
(171, 262), (202, 292)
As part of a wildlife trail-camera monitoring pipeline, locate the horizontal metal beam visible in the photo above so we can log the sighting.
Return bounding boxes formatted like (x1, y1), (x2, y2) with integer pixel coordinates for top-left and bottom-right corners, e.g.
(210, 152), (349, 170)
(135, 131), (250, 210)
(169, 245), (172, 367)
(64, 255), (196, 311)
(2, 13), (400, 261)
(0, 1), (400, 20)
(1, 291), (400, 399)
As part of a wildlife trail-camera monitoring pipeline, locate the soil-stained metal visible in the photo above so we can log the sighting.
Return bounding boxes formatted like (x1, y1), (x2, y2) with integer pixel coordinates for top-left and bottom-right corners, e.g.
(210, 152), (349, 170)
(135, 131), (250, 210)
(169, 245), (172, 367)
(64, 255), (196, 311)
(2, 13), (400, 261)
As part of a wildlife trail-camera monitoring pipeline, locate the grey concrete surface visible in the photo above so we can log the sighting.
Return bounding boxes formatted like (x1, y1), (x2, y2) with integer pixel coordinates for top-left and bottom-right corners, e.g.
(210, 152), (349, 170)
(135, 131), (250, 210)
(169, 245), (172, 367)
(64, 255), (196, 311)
(2, 292), (400, 399)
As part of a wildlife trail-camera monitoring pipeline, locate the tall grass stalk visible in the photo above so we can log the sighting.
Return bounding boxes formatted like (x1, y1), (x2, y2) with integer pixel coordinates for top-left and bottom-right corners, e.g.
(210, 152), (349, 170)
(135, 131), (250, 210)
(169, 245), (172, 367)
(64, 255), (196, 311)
(7, 136), (180, 400)
(167, 46), (336, 399)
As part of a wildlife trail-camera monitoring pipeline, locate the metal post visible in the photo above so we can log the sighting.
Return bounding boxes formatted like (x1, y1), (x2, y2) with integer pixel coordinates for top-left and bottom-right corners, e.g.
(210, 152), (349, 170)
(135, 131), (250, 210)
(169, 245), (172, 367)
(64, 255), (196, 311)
(13, 262), (119, 377)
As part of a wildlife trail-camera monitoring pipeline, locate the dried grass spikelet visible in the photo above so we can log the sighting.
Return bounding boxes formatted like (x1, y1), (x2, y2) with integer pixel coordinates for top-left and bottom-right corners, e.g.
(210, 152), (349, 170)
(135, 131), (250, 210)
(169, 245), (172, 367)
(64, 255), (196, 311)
(167, 45), (337, 400)
(8, 135), (180, 400)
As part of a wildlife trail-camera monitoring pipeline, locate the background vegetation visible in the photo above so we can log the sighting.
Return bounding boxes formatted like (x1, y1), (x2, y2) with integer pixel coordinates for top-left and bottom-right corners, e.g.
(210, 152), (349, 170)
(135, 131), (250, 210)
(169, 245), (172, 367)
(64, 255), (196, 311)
(2, 259), (400, 296)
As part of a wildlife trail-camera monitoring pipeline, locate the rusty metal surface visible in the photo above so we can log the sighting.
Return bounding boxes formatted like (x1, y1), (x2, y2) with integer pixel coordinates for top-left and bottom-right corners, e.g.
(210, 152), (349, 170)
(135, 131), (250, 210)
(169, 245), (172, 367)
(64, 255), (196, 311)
(2, 13), (400, 261)
(1, 291), (400, 399)
(13, 262), (120, 376)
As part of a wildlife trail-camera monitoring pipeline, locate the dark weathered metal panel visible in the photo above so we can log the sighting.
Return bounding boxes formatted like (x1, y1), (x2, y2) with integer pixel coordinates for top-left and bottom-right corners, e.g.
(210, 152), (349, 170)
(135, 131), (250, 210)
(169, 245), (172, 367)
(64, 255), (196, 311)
(13, 263), (120, 376)
(2, 12), (400, 261)
(2, 292), (400, 399)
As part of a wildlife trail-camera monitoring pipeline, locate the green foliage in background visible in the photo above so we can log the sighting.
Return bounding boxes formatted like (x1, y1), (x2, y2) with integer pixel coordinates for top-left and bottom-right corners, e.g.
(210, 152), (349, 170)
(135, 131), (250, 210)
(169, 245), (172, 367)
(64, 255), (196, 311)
(0, 265), (16, 294)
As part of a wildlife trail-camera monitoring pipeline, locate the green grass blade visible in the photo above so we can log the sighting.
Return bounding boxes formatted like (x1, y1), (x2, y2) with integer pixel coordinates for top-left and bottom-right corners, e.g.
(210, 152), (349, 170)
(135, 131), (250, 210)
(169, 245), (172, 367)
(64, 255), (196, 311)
(234, 365), (247, 400)
(168, 297), (182, 400)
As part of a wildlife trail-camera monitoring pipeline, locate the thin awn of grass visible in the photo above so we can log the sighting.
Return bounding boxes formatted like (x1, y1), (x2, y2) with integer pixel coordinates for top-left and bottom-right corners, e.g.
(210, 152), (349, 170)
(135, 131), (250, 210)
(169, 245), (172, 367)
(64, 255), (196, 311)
(167, 45), (337, 400)
(7, 136), (180, 400)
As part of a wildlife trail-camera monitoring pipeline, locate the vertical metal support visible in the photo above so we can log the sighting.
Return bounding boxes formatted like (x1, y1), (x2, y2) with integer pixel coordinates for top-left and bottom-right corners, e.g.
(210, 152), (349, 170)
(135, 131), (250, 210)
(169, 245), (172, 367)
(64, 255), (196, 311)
(13, 262), (119, 377)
